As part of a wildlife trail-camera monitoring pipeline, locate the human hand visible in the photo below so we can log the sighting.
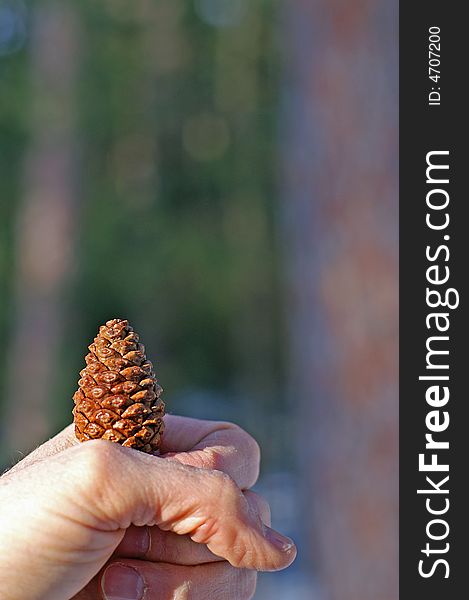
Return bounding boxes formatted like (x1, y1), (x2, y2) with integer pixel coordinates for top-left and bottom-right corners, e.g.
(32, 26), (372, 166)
(0, 415), (296, 600)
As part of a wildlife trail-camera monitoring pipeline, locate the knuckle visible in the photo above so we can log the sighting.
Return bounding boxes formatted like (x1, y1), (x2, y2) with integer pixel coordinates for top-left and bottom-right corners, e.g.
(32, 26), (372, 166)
(199, 421), (261, 487)
(73, 439), (120, 487)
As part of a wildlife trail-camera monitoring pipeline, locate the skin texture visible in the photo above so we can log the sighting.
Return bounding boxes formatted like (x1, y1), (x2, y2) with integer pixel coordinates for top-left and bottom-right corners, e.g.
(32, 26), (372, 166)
(0, 415), (296, 600)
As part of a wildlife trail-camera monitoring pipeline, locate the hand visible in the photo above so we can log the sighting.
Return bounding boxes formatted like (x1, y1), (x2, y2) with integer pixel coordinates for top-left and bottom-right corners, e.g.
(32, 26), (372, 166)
(0, 415), (296, 600)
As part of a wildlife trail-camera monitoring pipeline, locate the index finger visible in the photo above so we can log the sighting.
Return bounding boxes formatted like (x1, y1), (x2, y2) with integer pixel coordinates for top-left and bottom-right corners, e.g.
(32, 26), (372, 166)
(160, 415), (260, 489)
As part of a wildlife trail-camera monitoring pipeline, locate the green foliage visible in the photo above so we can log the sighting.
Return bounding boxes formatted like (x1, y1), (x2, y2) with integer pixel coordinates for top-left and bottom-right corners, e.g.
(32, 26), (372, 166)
(1, 1), (286, 462)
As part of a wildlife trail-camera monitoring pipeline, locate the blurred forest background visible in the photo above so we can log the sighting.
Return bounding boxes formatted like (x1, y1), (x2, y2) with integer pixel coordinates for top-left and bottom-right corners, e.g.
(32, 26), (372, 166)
(0, 1), (398, 599)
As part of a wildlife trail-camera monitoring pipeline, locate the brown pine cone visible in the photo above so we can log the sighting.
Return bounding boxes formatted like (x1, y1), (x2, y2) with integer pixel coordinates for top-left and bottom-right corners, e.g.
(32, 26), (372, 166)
(73, 318), (165, 454)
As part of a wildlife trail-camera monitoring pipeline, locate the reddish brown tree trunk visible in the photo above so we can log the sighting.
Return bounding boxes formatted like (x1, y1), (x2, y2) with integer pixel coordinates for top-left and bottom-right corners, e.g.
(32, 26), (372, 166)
(281, 2), (398, 598)
(4, 2), (81, 458)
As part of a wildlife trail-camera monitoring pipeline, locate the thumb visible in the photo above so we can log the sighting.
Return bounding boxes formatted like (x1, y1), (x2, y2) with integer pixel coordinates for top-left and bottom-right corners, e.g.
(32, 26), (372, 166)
(74, 440), (296, 572)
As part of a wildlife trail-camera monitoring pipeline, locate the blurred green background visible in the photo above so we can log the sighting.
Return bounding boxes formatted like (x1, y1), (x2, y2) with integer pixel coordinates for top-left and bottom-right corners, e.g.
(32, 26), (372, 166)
(0, 1), (398, 598)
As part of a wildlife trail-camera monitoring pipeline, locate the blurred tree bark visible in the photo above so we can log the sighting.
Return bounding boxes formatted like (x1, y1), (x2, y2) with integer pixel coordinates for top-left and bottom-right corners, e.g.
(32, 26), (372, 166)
(3, 2), (81, 458)
(281, 1), (398, 599)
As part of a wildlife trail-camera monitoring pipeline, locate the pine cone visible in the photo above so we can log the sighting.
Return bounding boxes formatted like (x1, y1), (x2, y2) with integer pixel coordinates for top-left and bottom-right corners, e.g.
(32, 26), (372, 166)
(73, 318), (165, 454)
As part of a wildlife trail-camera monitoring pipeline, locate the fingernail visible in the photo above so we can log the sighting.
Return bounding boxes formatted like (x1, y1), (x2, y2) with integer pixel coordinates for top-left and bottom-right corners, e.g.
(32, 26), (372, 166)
(264, 527), (296, 553)
(101, 564), (145, 600)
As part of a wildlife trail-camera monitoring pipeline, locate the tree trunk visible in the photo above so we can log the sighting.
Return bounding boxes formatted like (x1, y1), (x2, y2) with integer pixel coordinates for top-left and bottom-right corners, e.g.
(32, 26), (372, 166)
(281, 1), (398, 598)
(3, 2), (81, 459)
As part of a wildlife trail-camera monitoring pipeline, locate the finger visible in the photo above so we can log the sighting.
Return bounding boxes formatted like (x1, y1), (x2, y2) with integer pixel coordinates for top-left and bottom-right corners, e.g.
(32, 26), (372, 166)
(100, 559), (257, 600)
(160, 415), (251, 453)
(115, 525), (222, 565)
(161, 415), (260, 489)
(114, 491), (271, 564)
(75, 440), (296, 571)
